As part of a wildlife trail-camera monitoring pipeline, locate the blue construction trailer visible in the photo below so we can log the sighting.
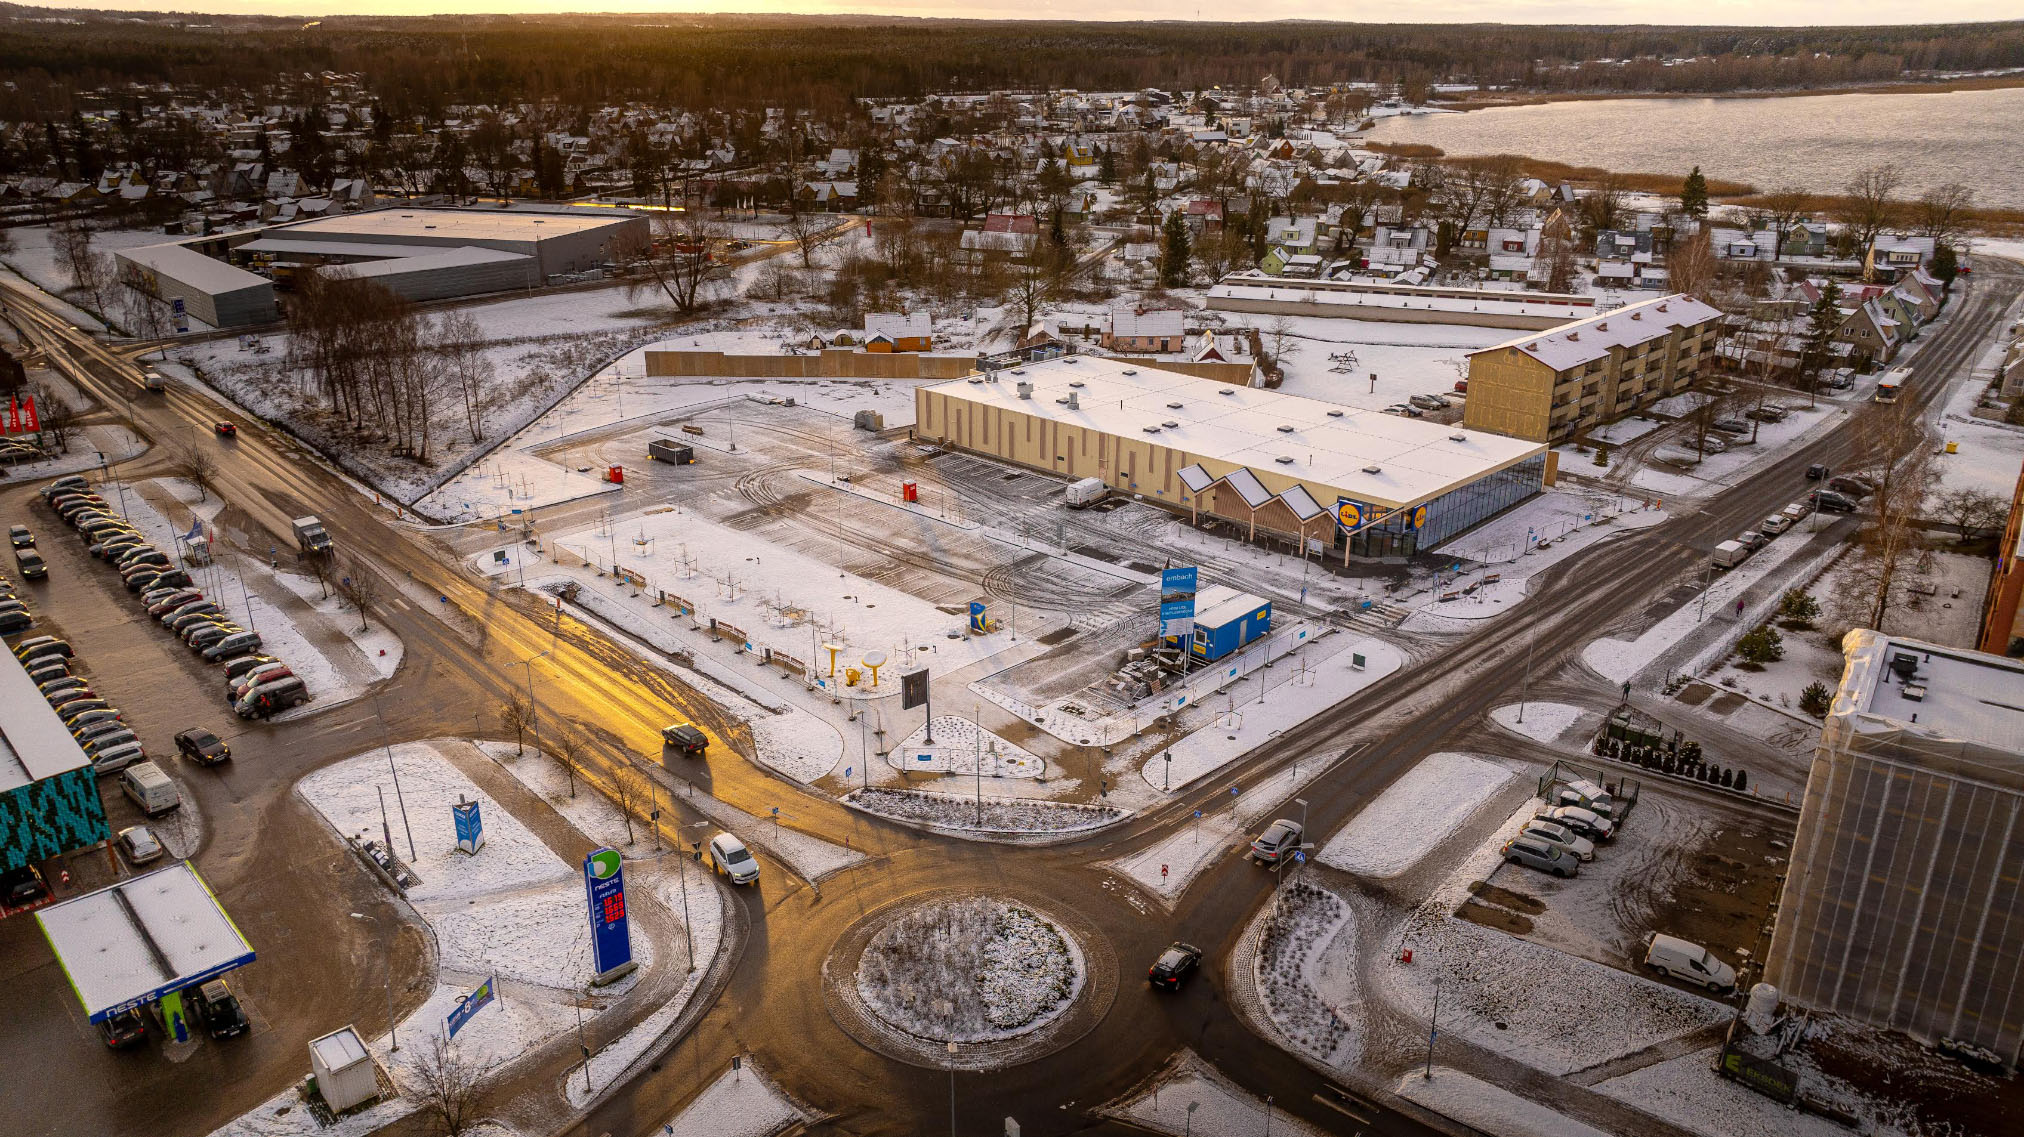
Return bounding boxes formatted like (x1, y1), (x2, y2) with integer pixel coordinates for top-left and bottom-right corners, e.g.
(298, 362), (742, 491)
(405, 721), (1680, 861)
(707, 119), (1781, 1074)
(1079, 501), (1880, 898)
(1174, 584), (1272, 662)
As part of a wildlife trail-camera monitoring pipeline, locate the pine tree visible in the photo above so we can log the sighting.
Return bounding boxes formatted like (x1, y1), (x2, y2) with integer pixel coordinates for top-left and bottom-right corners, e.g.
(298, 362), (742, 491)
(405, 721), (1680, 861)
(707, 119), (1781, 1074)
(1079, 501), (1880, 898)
(1097, 147), (1116, 184)
(1802, 278), (1842, 380)
(1931, 242), (1959, 285)
(1680, 166), (1709, 219)
(1160, 211), (1191, 288)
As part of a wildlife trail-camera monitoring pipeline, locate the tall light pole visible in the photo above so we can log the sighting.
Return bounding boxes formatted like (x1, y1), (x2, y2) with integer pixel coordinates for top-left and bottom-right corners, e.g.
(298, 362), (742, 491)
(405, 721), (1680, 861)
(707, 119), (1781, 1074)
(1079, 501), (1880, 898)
(1517, 629), (1534, 725)
(946, 1041), (958, 1137)
(518, 649), (552, 750)
(348, 912), (398, 1052)
(676, 820), (711, 971)
(371, 697), (416, 861)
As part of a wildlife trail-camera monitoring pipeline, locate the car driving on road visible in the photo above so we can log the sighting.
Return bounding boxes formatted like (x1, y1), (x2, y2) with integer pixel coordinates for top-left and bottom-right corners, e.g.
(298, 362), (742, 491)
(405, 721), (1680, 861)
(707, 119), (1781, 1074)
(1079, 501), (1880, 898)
(1148, 942), (1203, 991)
(173, 729), (231, 766)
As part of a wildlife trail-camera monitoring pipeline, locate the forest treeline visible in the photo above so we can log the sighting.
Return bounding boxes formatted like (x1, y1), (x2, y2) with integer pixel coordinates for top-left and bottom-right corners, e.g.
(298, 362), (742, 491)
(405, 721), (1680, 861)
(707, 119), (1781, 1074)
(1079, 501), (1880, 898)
(0, 9), (2022, 122)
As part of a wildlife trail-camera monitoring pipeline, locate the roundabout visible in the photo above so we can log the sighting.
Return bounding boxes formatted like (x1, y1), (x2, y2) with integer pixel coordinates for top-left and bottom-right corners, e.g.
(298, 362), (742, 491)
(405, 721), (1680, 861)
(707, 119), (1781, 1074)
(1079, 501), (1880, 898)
(822, 889), (1117, 1071)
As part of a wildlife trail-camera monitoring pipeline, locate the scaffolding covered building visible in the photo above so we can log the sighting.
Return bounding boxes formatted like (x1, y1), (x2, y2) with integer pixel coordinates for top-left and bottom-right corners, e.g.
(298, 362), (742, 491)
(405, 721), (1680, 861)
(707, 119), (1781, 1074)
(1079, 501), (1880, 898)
(1766, 630), (2024, 1063)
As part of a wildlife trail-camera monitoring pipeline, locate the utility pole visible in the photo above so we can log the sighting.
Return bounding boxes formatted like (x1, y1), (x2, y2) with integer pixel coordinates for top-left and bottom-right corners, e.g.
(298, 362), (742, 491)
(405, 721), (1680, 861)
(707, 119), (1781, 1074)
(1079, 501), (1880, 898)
(1518, 630), (1533, 724)
(1424, 976), (1441, 1079)
(374, 700), (416, 861)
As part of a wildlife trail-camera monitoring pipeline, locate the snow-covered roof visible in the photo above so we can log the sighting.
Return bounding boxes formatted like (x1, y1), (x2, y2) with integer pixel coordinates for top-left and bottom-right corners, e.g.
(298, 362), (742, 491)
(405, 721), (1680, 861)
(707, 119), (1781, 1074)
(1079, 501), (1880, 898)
(1108, 306), (1184, 338)
(1846, 632), (2024, 755)
(864, 311), (933, 340)
(1475, 294), (1722, 373)
(116, 241), (274, 298)
(1192, 583), (1270, 629)
(929, 355), (1544, 510)
(36, 863), (256, 1022)
(280, 206), (635, 244)
(2, 644), (97, 792)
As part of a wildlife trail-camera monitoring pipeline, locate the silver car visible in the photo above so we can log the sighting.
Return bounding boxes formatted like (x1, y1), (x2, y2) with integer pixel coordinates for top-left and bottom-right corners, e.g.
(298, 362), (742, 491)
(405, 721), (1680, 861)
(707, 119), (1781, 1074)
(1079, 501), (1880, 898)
(1536, 805), (1615, 841)
(1520, 820), (1595, 862)
(1503, 834), (1579, 878)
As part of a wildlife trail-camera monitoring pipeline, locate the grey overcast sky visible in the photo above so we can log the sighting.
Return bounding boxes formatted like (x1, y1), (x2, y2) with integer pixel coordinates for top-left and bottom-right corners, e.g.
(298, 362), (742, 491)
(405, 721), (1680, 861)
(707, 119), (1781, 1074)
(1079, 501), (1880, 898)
(11, 1), (2024, 23)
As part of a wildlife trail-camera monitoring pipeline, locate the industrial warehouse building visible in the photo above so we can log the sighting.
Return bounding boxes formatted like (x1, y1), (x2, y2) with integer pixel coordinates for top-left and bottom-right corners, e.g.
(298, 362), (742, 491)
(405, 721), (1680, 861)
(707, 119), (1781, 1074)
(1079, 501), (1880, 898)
(1463, 293), (1724, 443)
(115, 206), (649, 327)
(915, 355), (1548, 559)
(1767, 631), (2024, 1063)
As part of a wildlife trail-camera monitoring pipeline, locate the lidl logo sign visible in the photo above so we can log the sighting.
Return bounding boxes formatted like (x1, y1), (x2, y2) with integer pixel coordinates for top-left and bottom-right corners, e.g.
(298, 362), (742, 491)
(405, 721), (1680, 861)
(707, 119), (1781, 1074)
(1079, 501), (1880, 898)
(1336, 500), (1363, 530)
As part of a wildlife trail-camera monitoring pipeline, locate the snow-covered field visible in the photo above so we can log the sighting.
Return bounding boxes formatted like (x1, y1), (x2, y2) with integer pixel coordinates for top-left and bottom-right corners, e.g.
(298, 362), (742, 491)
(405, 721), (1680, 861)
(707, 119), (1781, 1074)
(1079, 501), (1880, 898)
(855, 897), (1082, 1043)
(1395, 1068), (1613, 1137)
(1242, 312), (1509, 413)
(1101, 1049), (1332, 1137)
(648, 1059), (809, 1137)
(844, 787), (1123, 835)
(1398, 491), (1670, 625)
(1317, 752), (1518, 879)
(1595, 1047), (1854, 1137)
(1929, 364), (2024, 504)
(1488, 701), (1593, 746)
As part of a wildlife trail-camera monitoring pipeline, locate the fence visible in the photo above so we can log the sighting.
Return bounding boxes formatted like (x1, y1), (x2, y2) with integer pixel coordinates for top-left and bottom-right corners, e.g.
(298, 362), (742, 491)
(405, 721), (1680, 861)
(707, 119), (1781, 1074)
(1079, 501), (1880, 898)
(643, 347), (1258, 388)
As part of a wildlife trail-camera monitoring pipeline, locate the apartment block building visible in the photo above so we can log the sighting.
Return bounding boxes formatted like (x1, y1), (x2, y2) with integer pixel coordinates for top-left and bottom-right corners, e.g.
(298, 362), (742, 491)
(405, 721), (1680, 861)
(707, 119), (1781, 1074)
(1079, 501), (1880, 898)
(1462, 294), (1725, 443)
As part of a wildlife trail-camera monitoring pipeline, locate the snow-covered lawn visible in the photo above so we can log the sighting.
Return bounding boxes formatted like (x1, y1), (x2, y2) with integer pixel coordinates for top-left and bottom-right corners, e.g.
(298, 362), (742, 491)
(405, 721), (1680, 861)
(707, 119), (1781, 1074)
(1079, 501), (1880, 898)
(1252, 881), (1355, 1062)
(1630, 399), (1848, 498)
(1399, 491), (1670, 625)
(843, 787), (1123, 835)
(1101, 1049), (1332, 1137)
(1594, 1047), (1853, 1137)
(566, 867), (727, 1108)
(1395, 1068), (1613, 1137)
(1317, 752), (1518, 879)
(1246, 312), (1510, 414)
(1488, 701), (1592, 746)
(1384, 913), (1729, 1078)
(855, 897), (1082, 1043)
(0, 423), (145, 487)
(648, 1059), (809, 1137)
(885, 715), (1045, 778)
(480, 741), (642, 852)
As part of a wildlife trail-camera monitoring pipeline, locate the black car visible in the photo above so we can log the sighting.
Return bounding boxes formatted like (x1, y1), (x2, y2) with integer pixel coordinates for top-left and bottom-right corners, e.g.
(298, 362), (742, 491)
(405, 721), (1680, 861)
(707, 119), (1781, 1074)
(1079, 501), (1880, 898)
(1805, 463), (1829, 480)
(1811, 490), (1858, 514)
(173, 728), (231, 766)
(1148, 942), (1204, 991)
(1, 866), (50, 913)
(189, 980), (248, 1039)
(98, 1007), (148, 1050)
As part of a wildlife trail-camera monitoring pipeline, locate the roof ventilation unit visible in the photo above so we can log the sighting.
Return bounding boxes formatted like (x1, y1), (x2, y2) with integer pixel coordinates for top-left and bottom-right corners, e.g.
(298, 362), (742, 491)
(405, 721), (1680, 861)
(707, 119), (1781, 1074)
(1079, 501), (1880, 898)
(1167, 402), (1184, 409)
(1449, 432), (1467, 442)
(1122, 369), (1138, 376)
(1142, 425), (1161, 434)
(1327, 410), (1344, 418)
(1017, 381), (1033, 399)
(1163, 420), (1178, 428)
(1068, 380), (1085, 388)
(1362, 464), (1382, 475)
(1276, 425), (1295, 433)
(1219, 388), (1236, 396)
(1274, 455), (1294, 464)
(1065, 391), (1081, 410)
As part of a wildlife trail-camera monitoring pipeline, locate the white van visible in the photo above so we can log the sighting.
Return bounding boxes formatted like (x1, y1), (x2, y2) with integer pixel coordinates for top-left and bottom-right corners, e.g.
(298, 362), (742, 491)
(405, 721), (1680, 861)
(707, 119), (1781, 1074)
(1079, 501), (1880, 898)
(707, 832), (759, 885)
(120, 761), (183, 816)
(1712, 540), (1750, 569)
(1644, 932), (1736, 992)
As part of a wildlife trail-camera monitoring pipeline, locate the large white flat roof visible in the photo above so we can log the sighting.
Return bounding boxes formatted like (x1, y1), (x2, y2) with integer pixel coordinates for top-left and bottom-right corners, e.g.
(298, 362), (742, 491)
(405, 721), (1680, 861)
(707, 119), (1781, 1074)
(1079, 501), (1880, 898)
(277, 207), (635, 244)
(36, 863), (255, 1021)
(928, 355), (1545, 509)
(1848, 633), (2024, 755)
(0, 648), (92, 792)
(115, 241), (273, 297)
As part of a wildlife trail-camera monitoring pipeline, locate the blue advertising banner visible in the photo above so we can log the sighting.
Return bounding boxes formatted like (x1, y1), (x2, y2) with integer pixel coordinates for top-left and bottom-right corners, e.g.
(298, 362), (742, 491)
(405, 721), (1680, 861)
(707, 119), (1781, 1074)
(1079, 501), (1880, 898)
(1159, 566), (1198, 637)
(582, 848), (633, 977)
(452, 798), (485, 855)
(445, 975), (496, 1039)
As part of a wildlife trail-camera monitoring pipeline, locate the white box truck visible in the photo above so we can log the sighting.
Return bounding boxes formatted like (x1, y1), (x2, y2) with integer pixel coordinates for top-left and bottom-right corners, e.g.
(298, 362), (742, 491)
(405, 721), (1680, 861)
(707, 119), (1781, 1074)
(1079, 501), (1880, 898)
(1712, 540), (1750, 569)
(292, 516), (333, 557)
(1064, 477), (1107, 509)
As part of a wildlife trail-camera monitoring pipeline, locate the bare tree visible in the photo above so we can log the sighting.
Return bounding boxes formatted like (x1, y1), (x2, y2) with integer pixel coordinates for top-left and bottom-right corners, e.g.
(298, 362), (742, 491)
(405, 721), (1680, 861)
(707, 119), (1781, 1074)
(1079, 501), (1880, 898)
(610, 755), (643, 844)
(1007, 256), (1055, 330)
(410, 1032), (489, 1137)
(1578, 174), (1628, 235)
(335, 558), (380, 633)
(1667, 228), (1718, 303)
(1263, 315), (1301, 376)
(500, 695), (532, 755)
(777, 209), (838, 270)
(1914, 182), (1975, 248)
(432, 310), (493, 444)
(1933, 487), (2006, 542)
(619, 211), (726, 314)
(1839, 163), (1904, 255)
(51, 217), (95, 292)
(552, 724), (586, 798)
(32, 385), (77, 452)
(1846, 396), (1934, 630)
(176, 443), (218, 501)
(1537, 212), (1578, 293)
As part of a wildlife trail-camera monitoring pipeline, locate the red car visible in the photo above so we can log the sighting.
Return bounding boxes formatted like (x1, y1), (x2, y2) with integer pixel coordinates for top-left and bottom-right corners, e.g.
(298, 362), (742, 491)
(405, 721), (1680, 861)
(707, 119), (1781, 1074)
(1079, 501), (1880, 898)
(214, 422), (237, 437)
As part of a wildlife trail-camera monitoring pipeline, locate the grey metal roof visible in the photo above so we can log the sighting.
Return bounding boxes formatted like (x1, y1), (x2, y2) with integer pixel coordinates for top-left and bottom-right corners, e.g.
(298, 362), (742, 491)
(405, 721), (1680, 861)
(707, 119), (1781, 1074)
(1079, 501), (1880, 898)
(0, 647), (92, 791)
(36, 863), (255, 1021)
(115, 241), (273, 297)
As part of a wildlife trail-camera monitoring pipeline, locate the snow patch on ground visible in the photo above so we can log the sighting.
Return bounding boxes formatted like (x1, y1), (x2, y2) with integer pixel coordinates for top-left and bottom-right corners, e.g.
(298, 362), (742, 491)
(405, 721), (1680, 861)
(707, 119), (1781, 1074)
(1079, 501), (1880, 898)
(1594, 1047), (1852, 1137)
(1106, 754), (1337, 902)
(1317, 752), (1517, 879)
(648, 1058), (810, 1137)
(1488, 701), (1591, 746)
(1395, 1068), (1613, 1137)
(1252, 881), (1356, 1063)
(885, 715), (1044, 778)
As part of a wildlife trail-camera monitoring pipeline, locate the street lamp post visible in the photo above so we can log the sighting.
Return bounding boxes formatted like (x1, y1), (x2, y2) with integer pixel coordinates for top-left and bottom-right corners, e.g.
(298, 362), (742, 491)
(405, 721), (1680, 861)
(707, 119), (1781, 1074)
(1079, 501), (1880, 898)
(946, 1041), (958, 1137)
(676, 821), (710, 971)
(518, 650), (552, 750)
(348, 913), (398, 1052)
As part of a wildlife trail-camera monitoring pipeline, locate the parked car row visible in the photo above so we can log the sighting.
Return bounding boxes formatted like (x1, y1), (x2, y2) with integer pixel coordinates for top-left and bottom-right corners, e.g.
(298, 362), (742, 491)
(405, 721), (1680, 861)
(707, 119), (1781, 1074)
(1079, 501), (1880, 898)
(39, 476), (311, 718)
(0, 437), (47, 466)
(0, 559), (36, 635)
(1502, 778), (1625, 880)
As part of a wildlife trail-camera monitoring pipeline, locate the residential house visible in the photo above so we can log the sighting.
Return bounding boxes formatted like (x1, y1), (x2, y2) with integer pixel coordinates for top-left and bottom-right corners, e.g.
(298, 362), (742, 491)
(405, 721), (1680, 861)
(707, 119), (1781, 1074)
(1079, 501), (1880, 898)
(1102, 305), (1186, 353)
(863, 311), (934, 352)
(1837, 299), (1902, 365)
(1780, 222), (1831, 259)
(1183, 199), (1224, 234)
(1866, 234), (1936, 279)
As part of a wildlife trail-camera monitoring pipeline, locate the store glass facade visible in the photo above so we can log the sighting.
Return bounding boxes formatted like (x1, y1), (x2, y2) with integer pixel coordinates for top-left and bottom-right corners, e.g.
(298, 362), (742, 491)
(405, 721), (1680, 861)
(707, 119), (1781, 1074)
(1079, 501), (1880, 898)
(1336, 455), (1546, 559)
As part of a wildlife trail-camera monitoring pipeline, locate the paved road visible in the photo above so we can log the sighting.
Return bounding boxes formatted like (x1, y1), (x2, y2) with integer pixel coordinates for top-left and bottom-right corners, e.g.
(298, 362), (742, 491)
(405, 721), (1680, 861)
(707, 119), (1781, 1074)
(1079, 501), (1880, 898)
(0, 257), (2014, 1137)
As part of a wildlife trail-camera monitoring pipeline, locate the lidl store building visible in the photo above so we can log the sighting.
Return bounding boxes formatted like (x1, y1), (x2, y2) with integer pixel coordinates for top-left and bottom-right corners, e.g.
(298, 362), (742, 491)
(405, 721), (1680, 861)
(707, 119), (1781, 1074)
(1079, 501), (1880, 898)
(914, 356), (1550, 558)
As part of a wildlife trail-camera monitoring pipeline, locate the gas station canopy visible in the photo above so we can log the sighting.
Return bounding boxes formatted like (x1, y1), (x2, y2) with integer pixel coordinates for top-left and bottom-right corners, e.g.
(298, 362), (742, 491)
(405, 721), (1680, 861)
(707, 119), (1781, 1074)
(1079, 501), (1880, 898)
(35, 863), (254, 1022)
